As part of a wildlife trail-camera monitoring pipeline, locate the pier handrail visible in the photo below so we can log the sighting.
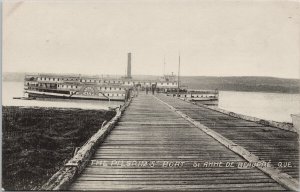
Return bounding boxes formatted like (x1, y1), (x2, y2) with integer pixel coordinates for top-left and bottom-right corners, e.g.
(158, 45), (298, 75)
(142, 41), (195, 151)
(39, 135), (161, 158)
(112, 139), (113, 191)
(40, 97), (132, 190)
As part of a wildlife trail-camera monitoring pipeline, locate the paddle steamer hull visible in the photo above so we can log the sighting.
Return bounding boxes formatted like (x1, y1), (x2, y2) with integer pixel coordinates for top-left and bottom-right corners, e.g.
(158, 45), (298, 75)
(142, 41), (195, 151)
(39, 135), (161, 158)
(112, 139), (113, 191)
(191, 98), (218, 106)
(25, 90), (126, 101)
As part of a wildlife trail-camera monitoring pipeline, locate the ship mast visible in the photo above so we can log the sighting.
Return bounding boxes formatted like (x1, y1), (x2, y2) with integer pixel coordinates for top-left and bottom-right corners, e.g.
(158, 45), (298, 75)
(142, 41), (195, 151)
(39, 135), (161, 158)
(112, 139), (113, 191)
(177, 53), (180, 96)
(163, 56), (166, 76)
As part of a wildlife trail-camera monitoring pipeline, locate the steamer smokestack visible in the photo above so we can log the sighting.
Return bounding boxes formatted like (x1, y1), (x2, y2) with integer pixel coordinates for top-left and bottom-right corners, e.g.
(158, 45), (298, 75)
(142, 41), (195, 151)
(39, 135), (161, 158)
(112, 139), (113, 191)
(127, 52), (132, 79)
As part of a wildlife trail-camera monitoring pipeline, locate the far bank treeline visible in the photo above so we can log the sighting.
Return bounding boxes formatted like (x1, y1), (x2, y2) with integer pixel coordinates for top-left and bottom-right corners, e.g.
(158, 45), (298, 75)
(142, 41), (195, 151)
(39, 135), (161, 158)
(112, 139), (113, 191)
(3, 72), (300, 93)
(181, 76), (300, 93)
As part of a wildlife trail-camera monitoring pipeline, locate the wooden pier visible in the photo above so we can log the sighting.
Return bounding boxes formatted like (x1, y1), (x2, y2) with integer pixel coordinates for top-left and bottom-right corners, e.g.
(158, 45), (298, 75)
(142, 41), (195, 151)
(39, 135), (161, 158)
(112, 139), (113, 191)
(64, 93), (299, 191)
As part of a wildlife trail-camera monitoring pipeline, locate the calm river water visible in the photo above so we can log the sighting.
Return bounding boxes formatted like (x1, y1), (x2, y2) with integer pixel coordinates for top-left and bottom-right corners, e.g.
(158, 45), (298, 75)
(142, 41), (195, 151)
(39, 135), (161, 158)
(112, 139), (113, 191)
(2, 81), (300, 122)
(219, 91), (300, 123)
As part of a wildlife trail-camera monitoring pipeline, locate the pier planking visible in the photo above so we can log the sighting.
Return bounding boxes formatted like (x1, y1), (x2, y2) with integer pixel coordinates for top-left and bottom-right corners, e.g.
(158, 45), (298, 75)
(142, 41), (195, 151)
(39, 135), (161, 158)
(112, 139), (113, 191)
(156, 94), (299, 179)
(69, 93), (293, 191)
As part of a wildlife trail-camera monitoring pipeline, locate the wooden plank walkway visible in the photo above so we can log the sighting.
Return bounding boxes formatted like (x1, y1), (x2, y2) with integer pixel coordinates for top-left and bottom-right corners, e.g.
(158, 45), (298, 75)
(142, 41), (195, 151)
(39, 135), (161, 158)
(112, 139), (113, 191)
(155, 94), (299, 180)
(69, 93), (289, 191)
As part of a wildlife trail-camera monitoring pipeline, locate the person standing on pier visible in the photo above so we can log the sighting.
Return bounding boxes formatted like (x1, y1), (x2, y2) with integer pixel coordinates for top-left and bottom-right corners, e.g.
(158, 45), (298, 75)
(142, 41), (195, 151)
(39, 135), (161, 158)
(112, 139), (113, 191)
(151, 84), (155, 95)
(146, 86), (149, 94)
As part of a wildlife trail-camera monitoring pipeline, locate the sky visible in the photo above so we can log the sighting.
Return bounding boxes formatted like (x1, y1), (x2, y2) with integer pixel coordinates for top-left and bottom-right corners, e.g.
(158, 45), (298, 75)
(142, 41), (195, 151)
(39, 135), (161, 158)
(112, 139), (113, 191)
(2, 0), (300, 78)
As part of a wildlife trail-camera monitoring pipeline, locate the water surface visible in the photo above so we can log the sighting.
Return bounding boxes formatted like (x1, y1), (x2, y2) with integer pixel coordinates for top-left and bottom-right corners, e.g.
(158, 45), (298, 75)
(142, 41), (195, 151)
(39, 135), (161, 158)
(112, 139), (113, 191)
(219, 91), (300, 123)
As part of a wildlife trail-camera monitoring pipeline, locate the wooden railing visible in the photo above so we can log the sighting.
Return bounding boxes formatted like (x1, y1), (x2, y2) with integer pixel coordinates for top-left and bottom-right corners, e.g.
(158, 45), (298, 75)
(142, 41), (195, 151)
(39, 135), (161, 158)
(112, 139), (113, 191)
(40, 97), (132, 190)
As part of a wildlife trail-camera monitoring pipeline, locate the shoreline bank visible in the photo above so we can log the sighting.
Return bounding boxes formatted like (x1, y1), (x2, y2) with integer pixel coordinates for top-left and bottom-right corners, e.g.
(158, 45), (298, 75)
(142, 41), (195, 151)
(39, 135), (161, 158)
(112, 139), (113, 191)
(2, 106), (116, 190)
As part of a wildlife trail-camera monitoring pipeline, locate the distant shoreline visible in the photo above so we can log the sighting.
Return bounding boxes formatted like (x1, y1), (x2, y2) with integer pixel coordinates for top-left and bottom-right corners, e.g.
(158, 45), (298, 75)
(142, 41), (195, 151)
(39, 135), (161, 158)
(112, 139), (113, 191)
(219, 89), (300, 94)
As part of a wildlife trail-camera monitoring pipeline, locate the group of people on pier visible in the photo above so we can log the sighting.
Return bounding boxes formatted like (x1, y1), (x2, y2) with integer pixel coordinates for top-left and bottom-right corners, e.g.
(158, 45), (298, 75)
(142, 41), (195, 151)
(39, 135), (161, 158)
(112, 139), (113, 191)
(145, 84), (156, 95)
(132, 84), (157, 97)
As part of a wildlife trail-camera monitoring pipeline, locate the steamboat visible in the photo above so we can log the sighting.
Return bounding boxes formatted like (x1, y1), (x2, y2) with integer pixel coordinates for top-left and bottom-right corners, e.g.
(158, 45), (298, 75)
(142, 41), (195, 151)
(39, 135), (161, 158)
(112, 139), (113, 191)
(23, 73), (180, 101)
(22, 53), (219, 105)
(166, 89), (219, 106)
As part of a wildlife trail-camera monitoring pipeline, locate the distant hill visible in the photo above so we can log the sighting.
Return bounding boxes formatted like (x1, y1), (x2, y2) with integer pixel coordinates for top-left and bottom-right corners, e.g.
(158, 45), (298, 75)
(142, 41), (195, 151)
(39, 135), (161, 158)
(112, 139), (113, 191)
(180, 76), (300, 93)
(2, 72), (25, 82)
(2, 72), (299, 93)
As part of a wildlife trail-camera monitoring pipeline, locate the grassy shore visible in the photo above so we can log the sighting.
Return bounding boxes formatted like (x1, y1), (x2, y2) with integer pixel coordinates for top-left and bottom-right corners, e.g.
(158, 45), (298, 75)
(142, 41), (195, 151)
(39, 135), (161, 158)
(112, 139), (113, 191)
(2, 106), (116, 190)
